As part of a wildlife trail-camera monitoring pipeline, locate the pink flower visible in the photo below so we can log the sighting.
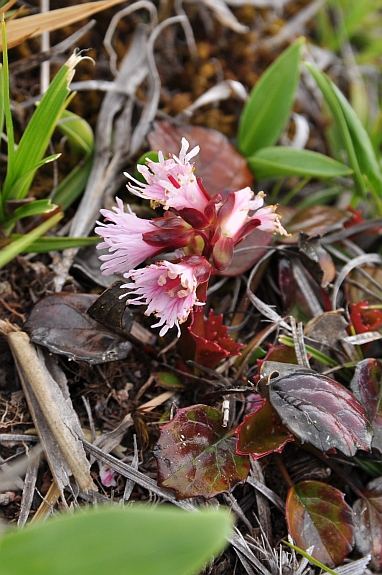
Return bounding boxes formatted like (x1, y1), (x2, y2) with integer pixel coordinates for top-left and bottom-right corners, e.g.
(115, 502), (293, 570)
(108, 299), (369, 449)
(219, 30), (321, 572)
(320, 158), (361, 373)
(217, 189), (288, 239)
(95, 199), (196, 276)
(95, 198), (159, 275)
(211, 189), (288, 270)
(122, 256), (211, 337)
(125, 138), (210, 212)
(98, 463), (117, 487)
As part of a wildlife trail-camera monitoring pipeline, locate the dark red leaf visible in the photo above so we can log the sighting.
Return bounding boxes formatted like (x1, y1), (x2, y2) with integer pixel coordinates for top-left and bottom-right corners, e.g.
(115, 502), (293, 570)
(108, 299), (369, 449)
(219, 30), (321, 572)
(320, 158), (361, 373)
(235, 399), (294, 459)
(259, 361), (372, 456)
(153, 405), (250, 499)
(24, 293), (132, 364)
(350, 358), (382, 453)
(287, 480), (355, 567)
(353, 476), (382, 571)
(147, 121), (253, 196)
(188, 309), (242, 370)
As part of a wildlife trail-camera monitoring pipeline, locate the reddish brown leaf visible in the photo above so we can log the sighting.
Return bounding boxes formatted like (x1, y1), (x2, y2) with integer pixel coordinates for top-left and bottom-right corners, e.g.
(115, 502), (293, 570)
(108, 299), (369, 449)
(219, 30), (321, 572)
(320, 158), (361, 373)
(218, 228), (272, 277)
(235, 399), (294, 459)
(350, 358), (382, 453)
(147, 121), (253, 196)
(153, 405), (250, 499)
(280, 205), (349, 244)
(287, 480), (355, 567)
(259, 361), (372, 456)
(24, 293), (132, 364)
(353, 476), (382, 571)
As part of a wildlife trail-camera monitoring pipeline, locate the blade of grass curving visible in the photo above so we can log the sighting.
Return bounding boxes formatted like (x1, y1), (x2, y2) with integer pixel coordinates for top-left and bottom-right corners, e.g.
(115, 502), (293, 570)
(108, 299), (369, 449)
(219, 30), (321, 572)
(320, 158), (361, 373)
(0, 212), (63, 268)
(304, 62), (377, 205)
(9, 235), (98, 253)
(1, 54), (80, 202)
(331, 80), (382, 195)
(246, 147), (353, 179)
(4, 199), (58, 229)
(238, 38), (303, 156)
(282, 540), (340, 575)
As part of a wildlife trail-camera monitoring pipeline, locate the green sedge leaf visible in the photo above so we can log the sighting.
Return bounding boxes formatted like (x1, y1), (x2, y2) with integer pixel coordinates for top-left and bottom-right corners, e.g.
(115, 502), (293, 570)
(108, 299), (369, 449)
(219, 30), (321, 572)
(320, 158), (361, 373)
(10, 234), (98, 253)
(0, 505), (233, 575)
(238, 38), (303, 156)
(247, 147), (353, 179)
(2, 55), (77, 201)
(303, 63), (368, 199)
(12, 199), (56, 219)
(0, 212), (63, 268)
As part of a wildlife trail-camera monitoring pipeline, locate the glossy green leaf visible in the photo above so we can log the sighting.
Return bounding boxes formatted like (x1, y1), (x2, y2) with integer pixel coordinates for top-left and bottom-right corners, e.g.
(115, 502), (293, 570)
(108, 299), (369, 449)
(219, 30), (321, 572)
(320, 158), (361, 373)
(286, 480), (355, 567)
(57, 110), (94, 155)
(246, 147), (353, 180)
(0, 505), (233, 575)
(238, 38), (303, 156)
(154, 404), (250, 499)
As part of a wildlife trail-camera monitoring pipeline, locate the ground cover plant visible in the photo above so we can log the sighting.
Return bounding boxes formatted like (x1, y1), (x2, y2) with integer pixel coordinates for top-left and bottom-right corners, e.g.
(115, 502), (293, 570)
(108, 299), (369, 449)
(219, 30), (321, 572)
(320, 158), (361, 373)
(1, 0), (382, 574)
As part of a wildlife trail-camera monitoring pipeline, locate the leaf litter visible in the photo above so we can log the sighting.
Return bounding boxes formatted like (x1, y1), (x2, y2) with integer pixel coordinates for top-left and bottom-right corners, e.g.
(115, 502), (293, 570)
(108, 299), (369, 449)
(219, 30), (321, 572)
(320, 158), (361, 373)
(1, 1), (382, 574)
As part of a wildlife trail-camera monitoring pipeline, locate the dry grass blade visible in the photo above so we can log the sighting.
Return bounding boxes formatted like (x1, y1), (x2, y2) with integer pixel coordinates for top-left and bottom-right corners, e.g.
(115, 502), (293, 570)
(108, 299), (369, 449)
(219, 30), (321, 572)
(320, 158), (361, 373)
(17, 453), (40, 528)
(0, 443), (42, 491)
(1, 0), (129, 50)
(7, 331), (96, 492)
(331, 253), (382, 309)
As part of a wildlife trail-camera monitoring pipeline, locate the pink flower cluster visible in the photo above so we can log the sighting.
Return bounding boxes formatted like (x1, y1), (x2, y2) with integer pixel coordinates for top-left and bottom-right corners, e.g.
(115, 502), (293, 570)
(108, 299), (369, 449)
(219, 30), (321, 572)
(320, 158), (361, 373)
(95, 138), (287, 337)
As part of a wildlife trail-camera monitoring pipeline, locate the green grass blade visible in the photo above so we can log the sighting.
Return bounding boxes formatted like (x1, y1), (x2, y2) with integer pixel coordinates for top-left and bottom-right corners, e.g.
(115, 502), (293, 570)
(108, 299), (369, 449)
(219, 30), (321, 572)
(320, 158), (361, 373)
(304, 63), (365, 195)
(0, 63), (4, 141)
(1, 55), (79, 202)
(282, 540), (340, 575)
(238, 38), (303, 156)
(331, 81), (382, 195)
(0, 212), (63, 268)
(247, 147), (353, 180)
(0, 505), (233, 575)
(10, 234), (98, 253)
(4, 199), (58, 229)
